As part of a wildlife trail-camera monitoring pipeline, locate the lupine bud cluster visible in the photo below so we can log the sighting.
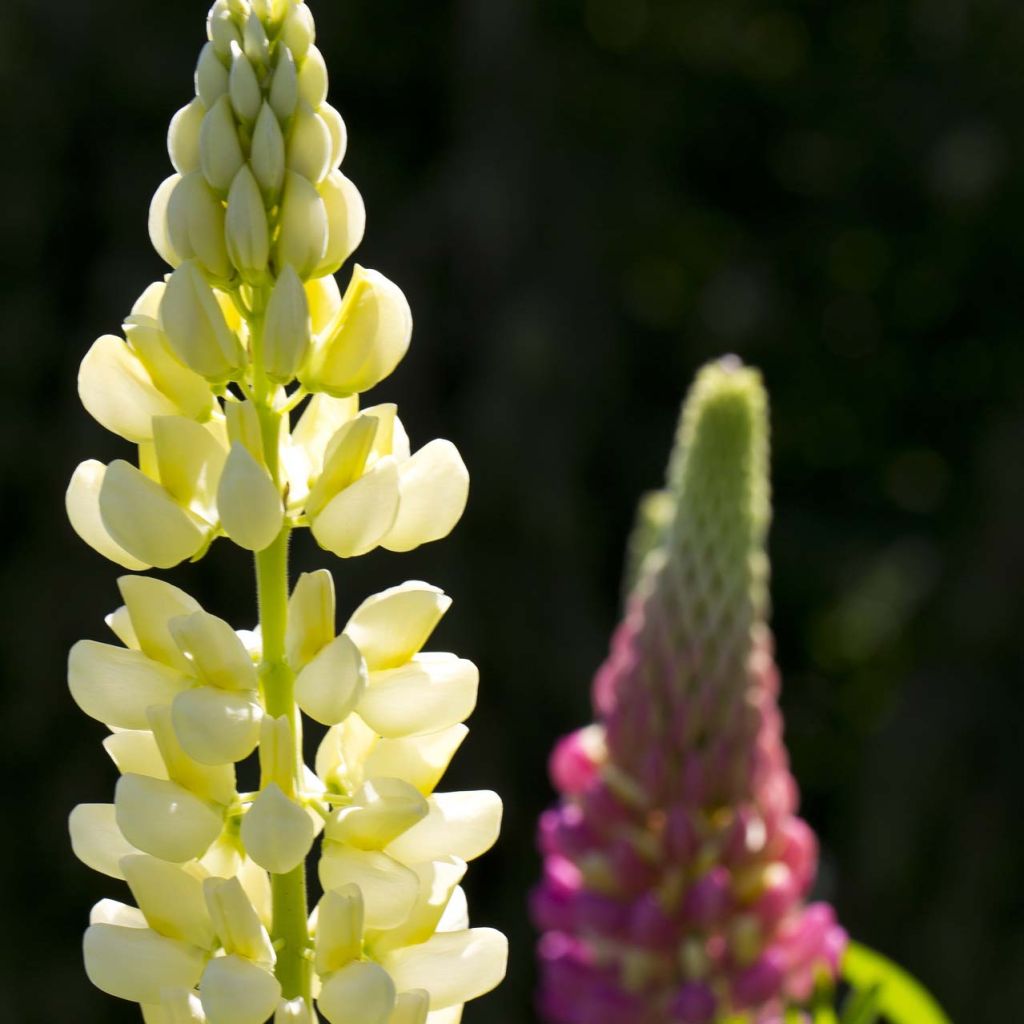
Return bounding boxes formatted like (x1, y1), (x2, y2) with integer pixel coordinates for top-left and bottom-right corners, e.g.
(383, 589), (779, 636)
(533, 361), (845, 1024)
(66, 3), (506, 1022)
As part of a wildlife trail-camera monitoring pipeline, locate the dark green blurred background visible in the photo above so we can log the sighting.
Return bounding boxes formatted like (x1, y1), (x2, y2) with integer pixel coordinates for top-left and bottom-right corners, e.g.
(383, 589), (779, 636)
(0, 0), (1019, 1021)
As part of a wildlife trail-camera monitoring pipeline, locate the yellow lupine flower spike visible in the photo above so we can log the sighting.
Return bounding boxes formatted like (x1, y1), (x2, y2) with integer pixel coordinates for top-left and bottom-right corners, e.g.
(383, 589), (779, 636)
(66, 2), (505, 1021)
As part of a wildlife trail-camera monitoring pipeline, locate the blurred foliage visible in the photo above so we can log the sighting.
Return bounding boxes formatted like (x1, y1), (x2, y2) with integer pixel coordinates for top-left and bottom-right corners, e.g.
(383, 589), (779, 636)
(0, 0), (1020, 1021)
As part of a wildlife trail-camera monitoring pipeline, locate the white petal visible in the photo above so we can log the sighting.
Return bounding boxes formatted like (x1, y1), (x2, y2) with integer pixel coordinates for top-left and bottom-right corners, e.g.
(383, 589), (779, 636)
(310, 457), (399, 558)
(241, 783), (315, 874)
(316, 172), (365, 277)
(218, 443), (284, 551)
(84, 923), (206, 1004)
(118, 575), (202, 673)
(357, 655), (478, 739)
(291, 393), (358, 477)
(125, 317), (217, 422)
(90, 899), (148, 929)
(66, 461), (150, 569)
(380, 929), (507, 1011)
(79, 335), (180, 442)
(172, 687), (262, 765)
(122, 855), (216, 949)
(385, 791), (501, 865)
(426, 1007), (463, 1024)
(69, 803), (139, 879)
(103, 730), (169, 779)
(382, 441), (469, 553)
(116, 773), (223, 863)
(100, 460), (207, 569)
(286, 569), (336, 670)
(317, 961), (394, 1024)
(315, 715), (377, 794)
(200, 955), (282, 1024)
(170, 610), (259, 691)
(362, 726), (468, 796)
(437, 886), (469, 933)
(326, 778), (427, 851)
(318, 845), (418, 930)
(296, 634), (366, 726)
(343, 583), (451, 672)
(68, 640), (188, 730)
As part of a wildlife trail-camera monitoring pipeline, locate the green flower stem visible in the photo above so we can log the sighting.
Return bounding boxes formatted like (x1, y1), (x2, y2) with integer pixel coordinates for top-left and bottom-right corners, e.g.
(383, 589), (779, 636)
(252, 289), (312, 1002)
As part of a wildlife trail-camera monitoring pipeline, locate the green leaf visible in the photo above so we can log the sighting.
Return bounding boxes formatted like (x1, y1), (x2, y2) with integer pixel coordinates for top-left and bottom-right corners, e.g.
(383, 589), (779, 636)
(842, 941), (952, 1024)
(840, 981), (882, 1024)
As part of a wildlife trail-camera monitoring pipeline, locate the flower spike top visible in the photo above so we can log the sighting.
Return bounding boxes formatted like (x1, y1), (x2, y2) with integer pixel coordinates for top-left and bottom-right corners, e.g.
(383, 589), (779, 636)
(65, 3), (506, 1022)
(533, 359), (845, 1024)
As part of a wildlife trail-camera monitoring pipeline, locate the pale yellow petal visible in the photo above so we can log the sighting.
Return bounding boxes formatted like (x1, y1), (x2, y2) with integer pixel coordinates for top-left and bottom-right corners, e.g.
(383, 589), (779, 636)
(90, 899), (148, 929)
(314, 884), (363, 977)
(302, 266), (409, 396)
(317, 845), (418, 930)
(169, 610), (259, 691)
(317, 961), (394, 1024)
(115, 773), (223, 863)
(241, 783), (315, 874)
(79, 334), (180, 442)
(310, 458), (399, 558)
(315, 172), (365, 278)
(200, 955), (282, 1024)
(172, 687), (262, 765)
(343, 583), (450, 671)
(100, 460), (207, 569)
(357, 655), (478, 738)
(368, 858), (466, 956)
(385, 791), (501, 865)
(380, 929), (507, 1011)
(382, 441), (469, 553)
(66, 461), (150, 570)
(122, 854), (216, 949)
(68, 640), (189, 730)
(218, 443), (285, 551)
(326, 778), (427, 851)
(389, 991), (429, 1024)
(69, 803), (139, 879)
(202, 876), (275, 964)
(149, 704), (238, 807)
(118, 575), (202, 672)
(286, 569), (336, 670)
(362, 726), (468, 796)
(305, 413), (380, 519)
(84, 924), (206, 1004)
(103, 730), (169, 779)
(295, 633), (366, 726)
(153, 415), (229, 520)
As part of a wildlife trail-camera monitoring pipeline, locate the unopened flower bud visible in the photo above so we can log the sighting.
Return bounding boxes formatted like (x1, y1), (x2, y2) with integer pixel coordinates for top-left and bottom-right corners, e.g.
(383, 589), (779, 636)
(149, 175), (184, 268)
(270, 46), (299, 121)
(275, 171), (328, 279)
(196, 41), (229, 108)
(251, 102), (286, 196)
(320, 103), (348, 170)
(160, 262), (245, 381)
(208, 1), (241, 58)
(166, 172), (231, 280)
(168, 98), (205, 174)
(282, 4), (315, 62)
(263, 264), (311, 381)
(243, 10), (271, 67)
(200, 94), (245, 194)
(288, 101), (332, 184)
(297, 46), (328, 108)
(316, 172), (365, 277)
(229, 42), (262, 123)
(226, 165), (270, 280)
(301, 266), (411, 396)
